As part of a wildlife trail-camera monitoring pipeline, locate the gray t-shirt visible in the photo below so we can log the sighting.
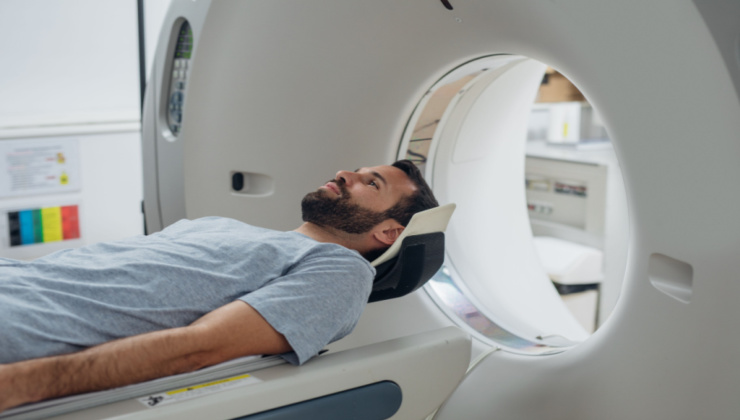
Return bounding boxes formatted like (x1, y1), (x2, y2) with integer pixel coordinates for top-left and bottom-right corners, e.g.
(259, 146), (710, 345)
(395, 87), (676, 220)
(0, 217), (374, 365)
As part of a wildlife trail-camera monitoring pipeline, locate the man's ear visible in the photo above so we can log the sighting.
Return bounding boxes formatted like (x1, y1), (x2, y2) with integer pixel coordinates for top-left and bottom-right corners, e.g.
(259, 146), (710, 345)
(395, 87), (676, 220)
(372, 220), (405, 246)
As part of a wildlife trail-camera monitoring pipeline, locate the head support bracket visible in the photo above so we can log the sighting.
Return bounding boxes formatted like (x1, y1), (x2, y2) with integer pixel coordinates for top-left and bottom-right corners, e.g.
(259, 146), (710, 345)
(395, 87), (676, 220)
(368, 203), (455, 302)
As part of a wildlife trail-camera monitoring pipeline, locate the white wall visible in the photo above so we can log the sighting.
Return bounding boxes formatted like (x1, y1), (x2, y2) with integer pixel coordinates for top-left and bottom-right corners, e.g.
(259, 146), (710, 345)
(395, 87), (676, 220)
(0, 0), (156, 259)
(0, 0), (141, 128)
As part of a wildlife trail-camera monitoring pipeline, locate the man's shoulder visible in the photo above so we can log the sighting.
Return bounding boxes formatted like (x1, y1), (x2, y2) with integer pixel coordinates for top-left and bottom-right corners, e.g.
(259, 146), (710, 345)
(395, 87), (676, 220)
(164, 216), (271, 234)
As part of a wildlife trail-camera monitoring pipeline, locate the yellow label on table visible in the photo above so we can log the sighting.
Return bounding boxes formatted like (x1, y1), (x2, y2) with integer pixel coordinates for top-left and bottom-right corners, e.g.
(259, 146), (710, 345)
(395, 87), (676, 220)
(167, 374), (253, 395)
(138, 373), (262, 408)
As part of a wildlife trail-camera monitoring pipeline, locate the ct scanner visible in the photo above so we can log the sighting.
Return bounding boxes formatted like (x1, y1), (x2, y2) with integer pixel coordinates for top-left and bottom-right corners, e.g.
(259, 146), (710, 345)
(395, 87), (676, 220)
(7, 0), (740, 419)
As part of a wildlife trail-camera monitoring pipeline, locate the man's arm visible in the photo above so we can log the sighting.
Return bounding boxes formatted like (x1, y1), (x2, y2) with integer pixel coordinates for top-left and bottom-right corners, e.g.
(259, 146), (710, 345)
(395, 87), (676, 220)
(0, 301), (291, 412)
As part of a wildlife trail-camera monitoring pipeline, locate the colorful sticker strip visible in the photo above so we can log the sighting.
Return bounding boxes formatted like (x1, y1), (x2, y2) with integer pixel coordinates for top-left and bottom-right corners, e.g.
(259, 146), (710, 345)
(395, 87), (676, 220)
(7, 205), (80, 247)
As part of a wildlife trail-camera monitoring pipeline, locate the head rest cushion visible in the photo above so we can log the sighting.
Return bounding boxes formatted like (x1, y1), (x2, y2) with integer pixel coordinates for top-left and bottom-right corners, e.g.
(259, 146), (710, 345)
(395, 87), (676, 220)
(370, 203), (456, 267)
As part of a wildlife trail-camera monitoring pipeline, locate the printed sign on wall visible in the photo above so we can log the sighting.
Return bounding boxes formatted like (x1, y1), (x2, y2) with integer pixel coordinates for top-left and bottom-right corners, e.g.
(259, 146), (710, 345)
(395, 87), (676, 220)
(0, 137), (81, 198)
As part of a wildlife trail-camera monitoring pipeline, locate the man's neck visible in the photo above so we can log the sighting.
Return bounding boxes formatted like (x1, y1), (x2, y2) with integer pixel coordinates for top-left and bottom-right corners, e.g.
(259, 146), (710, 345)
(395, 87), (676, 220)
(294, 222), (372, 255)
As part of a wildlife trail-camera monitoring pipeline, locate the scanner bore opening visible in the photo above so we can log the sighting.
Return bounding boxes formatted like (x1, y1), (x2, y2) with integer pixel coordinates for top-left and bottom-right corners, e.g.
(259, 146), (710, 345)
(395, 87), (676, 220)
(398, 55), (628, 354)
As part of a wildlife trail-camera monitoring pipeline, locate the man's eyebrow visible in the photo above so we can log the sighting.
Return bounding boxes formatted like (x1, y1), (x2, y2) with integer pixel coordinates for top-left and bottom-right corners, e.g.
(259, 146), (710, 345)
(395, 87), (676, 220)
(371, 171), (387, 186)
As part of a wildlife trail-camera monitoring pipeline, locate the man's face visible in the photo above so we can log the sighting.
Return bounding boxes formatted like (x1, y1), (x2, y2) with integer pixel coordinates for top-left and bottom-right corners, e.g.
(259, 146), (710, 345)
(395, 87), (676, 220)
(301, 165), (417, 234)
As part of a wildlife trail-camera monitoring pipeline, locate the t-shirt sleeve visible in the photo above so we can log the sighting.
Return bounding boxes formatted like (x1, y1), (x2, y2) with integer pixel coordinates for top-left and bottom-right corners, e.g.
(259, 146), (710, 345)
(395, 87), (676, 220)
(239, 252), (374, 365)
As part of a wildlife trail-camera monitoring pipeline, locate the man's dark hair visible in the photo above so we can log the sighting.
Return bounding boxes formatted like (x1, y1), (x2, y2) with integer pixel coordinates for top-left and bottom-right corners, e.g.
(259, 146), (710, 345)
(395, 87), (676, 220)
(383, 159), (439, 226)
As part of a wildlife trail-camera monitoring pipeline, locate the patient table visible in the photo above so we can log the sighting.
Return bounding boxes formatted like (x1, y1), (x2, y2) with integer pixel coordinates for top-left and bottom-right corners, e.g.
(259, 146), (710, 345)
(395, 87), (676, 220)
(2, 327), (469, 420)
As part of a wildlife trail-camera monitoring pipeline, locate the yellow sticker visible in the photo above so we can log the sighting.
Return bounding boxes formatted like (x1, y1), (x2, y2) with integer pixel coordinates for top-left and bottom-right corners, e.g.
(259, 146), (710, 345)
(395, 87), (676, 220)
(41, 207), (62, 242)
(138, 374), (262, 408)
(167, 374), (253, 395)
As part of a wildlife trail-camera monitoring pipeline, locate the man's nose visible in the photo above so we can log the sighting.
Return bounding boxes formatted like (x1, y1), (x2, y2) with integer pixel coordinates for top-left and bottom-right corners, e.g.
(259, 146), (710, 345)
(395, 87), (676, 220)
(335, 170), (355, 185)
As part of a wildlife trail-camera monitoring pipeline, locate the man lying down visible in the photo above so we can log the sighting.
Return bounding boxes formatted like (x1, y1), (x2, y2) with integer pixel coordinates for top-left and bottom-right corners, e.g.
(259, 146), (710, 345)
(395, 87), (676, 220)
(0, 159), (439, 412)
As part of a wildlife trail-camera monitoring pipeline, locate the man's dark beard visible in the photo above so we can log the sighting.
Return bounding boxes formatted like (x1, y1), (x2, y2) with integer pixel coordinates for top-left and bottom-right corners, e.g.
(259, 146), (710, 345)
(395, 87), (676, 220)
(301, 181), (388, 234)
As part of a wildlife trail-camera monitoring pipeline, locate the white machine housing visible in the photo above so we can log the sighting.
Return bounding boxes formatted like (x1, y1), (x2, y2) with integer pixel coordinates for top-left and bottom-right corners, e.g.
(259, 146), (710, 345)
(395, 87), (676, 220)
(141, 1), (740, 419)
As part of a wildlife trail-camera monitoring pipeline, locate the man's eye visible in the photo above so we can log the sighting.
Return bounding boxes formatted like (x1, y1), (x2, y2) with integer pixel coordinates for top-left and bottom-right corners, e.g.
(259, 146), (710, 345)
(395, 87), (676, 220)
(369, 180), (379, 189)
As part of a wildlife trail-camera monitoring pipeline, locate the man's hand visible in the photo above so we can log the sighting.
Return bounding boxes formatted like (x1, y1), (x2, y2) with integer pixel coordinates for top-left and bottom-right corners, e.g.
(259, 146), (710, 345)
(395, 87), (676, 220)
(0, 301), (290, 412)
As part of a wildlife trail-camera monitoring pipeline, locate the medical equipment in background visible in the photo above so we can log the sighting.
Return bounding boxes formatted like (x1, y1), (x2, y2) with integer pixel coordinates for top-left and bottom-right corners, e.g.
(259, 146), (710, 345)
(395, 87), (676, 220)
(523, 85), (629, 330)
(139, 0), (740, 419)
(524, 140), (630, 332)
